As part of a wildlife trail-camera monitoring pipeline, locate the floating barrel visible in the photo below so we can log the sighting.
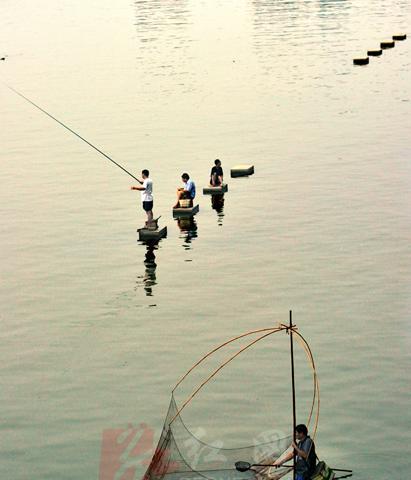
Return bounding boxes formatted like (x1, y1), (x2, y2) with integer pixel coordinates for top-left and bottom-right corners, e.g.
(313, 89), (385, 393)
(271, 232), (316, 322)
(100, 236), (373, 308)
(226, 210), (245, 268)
(381, 40), (395, 49)
(353, 57), (369, 65)
(392, 34), (406, 41)
(367, 49), (382, 56)
(230, 164), (255, 177)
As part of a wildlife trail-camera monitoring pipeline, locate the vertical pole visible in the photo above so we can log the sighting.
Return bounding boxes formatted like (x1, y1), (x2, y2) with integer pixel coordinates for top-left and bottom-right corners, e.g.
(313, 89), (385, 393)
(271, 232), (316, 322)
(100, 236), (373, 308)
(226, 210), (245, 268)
(289, 310), (296, 480)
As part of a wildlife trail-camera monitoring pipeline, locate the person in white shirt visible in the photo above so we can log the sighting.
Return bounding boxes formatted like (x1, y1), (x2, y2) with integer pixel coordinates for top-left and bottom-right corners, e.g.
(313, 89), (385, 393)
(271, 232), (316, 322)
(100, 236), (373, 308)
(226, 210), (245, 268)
(131, 169), (154, 225)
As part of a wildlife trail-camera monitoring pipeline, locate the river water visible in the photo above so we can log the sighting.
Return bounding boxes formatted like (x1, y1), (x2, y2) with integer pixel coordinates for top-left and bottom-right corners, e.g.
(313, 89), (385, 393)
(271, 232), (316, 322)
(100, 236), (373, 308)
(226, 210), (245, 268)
(1, 1), (410, 479)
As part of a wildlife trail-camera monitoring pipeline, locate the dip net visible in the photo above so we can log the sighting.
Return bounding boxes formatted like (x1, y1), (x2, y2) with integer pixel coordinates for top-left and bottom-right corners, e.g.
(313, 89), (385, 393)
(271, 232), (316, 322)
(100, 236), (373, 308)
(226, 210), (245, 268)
(143, 325), (319, 480)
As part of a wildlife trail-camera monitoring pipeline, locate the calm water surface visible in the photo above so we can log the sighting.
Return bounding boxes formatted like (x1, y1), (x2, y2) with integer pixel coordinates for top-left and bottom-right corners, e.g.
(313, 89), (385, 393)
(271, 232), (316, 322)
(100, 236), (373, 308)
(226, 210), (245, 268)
(1, 1), (410, 479)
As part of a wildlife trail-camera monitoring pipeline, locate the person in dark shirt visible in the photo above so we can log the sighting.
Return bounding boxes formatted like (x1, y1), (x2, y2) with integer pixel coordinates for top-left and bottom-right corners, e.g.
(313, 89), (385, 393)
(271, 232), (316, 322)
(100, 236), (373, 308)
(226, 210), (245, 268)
(210, 159), (224, 186)
(273, 424), (316, 480)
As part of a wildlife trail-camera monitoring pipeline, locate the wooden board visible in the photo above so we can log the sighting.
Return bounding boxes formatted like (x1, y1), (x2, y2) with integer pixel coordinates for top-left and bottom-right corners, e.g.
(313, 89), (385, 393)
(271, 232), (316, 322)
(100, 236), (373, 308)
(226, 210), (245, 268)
(137, 226), (167, 240)
(203, 184), (228, 194)
(230, 165), (254, 177)
(172, 204), (199, 216)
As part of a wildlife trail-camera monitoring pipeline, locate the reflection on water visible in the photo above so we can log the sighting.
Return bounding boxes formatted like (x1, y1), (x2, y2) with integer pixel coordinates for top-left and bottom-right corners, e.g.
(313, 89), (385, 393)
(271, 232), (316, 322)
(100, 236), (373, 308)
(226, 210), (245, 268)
(134, 0), (192, 93)
(211, 194), (225, 226)
(136, 240), (159, 296)
(251, 0), (351, 77)
(176, 216), (198, 249)
(318, 0), (350, 12)
(134, 0), (190, 43)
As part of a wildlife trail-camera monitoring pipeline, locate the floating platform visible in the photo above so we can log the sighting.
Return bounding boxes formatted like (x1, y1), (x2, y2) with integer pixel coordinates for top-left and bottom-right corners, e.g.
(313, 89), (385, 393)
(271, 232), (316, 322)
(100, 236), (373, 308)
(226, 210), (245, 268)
(392, 34), (406, 41)
(353, 57), (369, 65)
(381, 40), (395, 49)
(367, 49), (382, 56)
(230, 165), (254, 177)
(203, 184), (228, 194)
(137, 226), (167, 241)
(172, 204), (199, 217)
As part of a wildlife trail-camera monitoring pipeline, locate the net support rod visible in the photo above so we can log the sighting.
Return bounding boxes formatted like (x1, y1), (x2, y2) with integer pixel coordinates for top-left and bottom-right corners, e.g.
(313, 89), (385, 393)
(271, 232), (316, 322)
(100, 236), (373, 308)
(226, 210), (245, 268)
(289, 310), (296, 480)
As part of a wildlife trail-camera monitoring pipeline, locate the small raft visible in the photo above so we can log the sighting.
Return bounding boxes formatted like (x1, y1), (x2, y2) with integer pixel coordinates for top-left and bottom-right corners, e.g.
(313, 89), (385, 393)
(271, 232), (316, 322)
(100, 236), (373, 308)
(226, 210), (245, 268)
(230, 165), (254, 177)
(203, 184), (228, 194)
(137, 226), (167, 241)
(173, 204), (199, 217)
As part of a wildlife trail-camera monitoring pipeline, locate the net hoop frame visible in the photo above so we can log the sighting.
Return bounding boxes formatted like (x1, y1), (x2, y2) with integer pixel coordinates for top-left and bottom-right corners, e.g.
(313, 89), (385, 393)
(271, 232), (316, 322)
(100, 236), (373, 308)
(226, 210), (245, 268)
(169, 324), (320, 439)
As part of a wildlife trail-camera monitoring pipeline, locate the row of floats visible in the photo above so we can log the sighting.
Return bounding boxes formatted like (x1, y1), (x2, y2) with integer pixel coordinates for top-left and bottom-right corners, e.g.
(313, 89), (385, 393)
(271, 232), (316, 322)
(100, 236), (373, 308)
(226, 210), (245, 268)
(353, 33), (407, 65)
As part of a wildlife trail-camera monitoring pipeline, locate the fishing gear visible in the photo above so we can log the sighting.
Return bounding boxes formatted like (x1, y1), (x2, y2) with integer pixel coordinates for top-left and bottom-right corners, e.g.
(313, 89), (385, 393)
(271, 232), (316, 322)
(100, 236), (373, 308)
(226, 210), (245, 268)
(3, 82), (141, 183)
(235, 461), (352, 473)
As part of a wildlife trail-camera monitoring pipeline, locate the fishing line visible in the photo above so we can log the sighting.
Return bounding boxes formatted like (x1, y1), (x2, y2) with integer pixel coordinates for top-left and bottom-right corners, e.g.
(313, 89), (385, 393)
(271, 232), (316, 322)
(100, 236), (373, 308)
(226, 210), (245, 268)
(3, 82), (141, 183)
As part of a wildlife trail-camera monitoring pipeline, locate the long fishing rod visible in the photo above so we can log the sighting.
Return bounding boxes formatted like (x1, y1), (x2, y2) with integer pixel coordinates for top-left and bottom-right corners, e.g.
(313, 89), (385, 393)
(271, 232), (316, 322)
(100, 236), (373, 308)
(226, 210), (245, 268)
(4, 82), (141, 183)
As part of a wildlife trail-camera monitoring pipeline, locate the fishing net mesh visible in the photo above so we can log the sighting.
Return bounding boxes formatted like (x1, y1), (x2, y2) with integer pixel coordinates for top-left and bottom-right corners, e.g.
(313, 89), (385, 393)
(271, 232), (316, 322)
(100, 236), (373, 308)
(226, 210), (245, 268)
(143, 395), (292, 480)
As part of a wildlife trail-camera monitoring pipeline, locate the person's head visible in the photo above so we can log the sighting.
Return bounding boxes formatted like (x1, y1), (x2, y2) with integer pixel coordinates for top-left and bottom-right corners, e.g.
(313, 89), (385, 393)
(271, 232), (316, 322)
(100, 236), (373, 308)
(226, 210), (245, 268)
(142, 169), (149, 178)
(295, 424), (308, 441)
(214, 159), (221, 166)
(182, 173), (190, 183)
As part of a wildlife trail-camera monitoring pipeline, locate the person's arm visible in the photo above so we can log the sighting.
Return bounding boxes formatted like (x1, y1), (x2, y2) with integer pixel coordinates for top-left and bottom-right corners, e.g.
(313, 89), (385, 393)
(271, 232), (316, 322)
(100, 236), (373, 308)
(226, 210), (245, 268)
(291, 439), (310, 460)
(218, 174), (223, 185)
(273, 449), (294, 467)
(131, 179), (145, 191)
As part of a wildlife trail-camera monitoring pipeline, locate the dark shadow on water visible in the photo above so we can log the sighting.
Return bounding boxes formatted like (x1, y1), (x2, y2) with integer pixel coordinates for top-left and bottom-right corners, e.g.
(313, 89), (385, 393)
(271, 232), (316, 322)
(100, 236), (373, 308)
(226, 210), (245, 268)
(136, 239), (159, 296)
(211, 194), (225, 226)
(176, 216), (198, 250)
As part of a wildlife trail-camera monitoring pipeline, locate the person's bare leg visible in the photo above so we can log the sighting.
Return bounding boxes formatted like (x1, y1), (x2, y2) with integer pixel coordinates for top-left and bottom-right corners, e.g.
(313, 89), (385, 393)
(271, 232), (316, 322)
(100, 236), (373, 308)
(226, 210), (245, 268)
(173, 190), (183, 208)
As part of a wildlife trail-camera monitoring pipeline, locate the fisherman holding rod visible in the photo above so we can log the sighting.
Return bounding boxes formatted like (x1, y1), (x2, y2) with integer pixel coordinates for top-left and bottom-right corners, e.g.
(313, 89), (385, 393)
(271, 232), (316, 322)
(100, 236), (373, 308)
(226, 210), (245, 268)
(272, 424), (316, 480)
(4, 85), (159, 226)
(131, 169), (154, 227)
(248, 424), (316, 480)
